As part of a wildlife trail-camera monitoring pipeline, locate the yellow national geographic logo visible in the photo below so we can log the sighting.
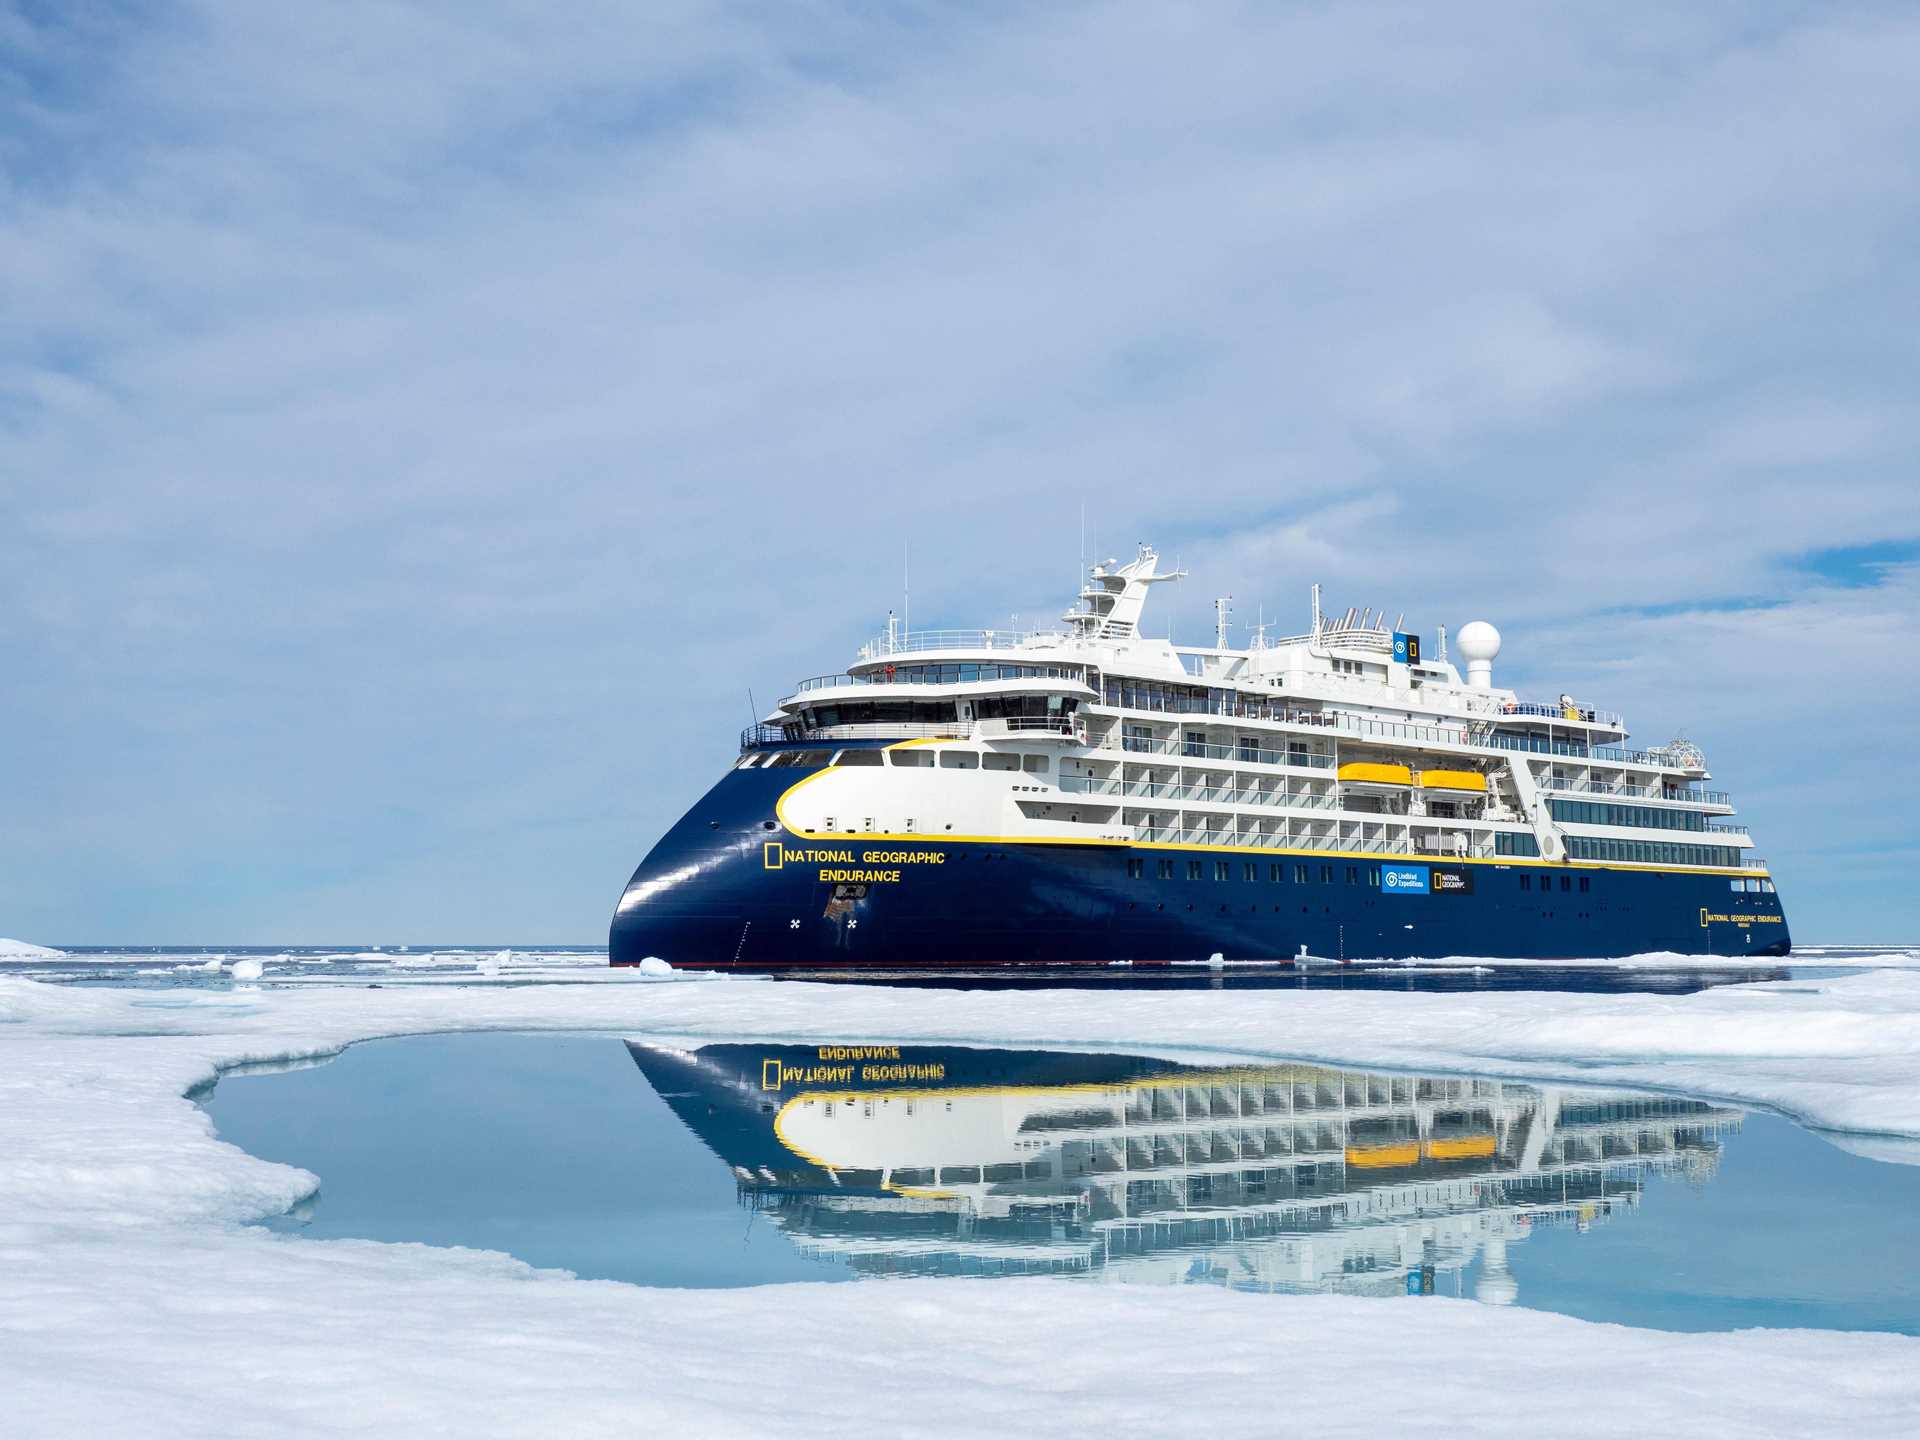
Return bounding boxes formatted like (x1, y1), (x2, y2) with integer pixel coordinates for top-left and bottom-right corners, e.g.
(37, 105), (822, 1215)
(1700, 909), (1782, 928)
(763, 841), (783, 870)
(762, 1059), (782, 1089)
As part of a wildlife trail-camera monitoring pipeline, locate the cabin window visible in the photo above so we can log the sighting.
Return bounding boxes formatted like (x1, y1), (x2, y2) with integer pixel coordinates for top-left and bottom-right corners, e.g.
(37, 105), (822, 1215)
(939, 751), (979, 770)
(1187, 860), (1203, 880)
(1021, 755), (1050, 774)
(1269, 864), (1284, 883)
(1319, 865), (1333, 883)
(1367, 868), (1380, 887)
(889, 750), (933, 768)
(1214, 861), (1230, 881)
(1293, 864), (1309, 883)
(1158, 859), (1175, 880)
(1243, 863), (1257, 882)
(982, 752), (1020, 771)
(1521, 875), (1531, 891)
(833, 748), (883, 767)
(1578, 876), (1590, 893)
(1560, 874), (1571, 893)
(1126, 857), (1144, 879)
(1344, 865), (1358, 885)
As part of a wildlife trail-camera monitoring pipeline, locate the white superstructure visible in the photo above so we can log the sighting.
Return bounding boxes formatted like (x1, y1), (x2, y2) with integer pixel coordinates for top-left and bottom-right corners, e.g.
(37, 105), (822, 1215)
(747, 544), (1761, 879)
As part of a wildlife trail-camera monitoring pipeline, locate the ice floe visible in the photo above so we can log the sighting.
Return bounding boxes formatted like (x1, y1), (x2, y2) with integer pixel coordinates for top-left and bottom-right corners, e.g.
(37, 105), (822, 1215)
(0, 937), (65, 960)
(5, 964), (1920, 1436)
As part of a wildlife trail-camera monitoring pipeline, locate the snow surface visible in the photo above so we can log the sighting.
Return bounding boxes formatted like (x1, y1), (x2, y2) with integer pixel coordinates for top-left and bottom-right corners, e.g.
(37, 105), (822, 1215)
(5, 968), (1920, 1436)
(0, 936), (64, 959)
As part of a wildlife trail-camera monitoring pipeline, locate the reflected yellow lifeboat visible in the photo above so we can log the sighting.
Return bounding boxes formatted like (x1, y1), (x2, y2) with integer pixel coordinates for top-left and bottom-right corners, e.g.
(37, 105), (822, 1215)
(1423, 1134), (1497, 1161)
(1344, 1139), (1421, 1168)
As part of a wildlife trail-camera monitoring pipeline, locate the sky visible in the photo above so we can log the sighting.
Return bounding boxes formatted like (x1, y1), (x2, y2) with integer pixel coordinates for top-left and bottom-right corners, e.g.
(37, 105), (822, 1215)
(3, 1), (1916, 944)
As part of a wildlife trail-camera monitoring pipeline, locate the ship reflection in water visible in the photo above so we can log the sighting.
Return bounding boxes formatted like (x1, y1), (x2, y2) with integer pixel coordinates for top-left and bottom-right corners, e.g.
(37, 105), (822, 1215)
(629, 1042), (1740, 1302)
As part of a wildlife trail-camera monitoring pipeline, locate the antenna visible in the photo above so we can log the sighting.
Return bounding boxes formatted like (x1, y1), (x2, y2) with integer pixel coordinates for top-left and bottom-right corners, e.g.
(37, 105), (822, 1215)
(1437, 623), (1449, 662)
(1213, 596), (1233, 649)
(747, 687), (758, 722)
(1311, 583), (1322, 636)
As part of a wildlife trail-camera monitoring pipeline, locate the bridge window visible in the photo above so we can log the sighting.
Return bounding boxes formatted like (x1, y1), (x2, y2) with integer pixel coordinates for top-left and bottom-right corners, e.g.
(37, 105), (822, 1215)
(982, 752), (1020, 771)
(832, 749), (884, 767)
(1022, 755), (1050, 774)
(889, 750), (933, 768)
(939, 751), (979, 769)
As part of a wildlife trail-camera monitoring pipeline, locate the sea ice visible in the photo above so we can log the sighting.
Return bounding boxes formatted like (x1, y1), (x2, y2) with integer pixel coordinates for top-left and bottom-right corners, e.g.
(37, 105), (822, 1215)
(6, 962), (1920, 1436)
(0, 937), (65, 960)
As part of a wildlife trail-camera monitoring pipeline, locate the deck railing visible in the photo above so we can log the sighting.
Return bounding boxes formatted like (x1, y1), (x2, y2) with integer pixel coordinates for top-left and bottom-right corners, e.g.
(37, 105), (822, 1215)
(1540, 779), (1731, 806)
(1118, 734), (1337, 769)
(857, 628), (1065, 659)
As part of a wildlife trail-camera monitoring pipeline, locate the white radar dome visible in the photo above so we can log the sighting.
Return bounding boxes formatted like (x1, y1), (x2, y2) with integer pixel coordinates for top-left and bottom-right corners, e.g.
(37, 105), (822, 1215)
(1455, 620), (1501, 689)
(1455, 620), (1501, 661)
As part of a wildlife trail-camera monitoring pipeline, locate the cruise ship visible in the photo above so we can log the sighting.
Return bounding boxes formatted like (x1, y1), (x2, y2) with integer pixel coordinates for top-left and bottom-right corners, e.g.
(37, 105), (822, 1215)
(612, 545), (1787, 969)
(628, 1041), (1743, 1298)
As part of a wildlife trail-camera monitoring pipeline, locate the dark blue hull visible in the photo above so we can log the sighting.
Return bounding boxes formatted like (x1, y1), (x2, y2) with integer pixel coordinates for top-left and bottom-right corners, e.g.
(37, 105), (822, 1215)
(610, 754), (1791, 969)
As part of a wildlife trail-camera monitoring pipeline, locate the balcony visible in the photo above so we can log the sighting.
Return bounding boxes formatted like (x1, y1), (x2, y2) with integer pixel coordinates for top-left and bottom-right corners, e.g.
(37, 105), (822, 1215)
(1539, 778), (1732, 806)
(1118, 734), (1336, 769)
(975, 716), (1084, 743)
(1500, 701), (1627, 728)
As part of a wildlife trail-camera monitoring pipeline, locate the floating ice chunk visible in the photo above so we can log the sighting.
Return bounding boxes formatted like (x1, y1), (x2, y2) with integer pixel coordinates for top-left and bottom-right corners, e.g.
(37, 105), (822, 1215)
(637, 957), (674, 977)
(228, 958), (265, 982)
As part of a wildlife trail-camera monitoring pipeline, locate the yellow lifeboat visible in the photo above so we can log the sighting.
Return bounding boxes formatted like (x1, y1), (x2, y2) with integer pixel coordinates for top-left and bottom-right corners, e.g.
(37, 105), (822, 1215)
(1418, 770), (1487, 793)
(1338, 762), (1413, 786)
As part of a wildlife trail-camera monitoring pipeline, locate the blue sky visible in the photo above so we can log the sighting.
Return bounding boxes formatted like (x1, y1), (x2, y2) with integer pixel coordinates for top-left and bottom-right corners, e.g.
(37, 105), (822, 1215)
(3, 2), (1916, 943)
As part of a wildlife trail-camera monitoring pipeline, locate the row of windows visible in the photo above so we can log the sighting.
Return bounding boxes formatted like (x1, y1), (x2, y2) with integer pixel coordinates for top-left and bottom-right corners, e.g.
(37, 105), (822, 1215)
(1494, 833), (1540, 857)
(889, 749), (1049, 772)
(1566, 837), (1739, 867)
(741, 748), (1050, 773)
(1118, 858), (1768, 892)
(797, 700), (957, 728)
(1124, 857), (1385, 887)
(1102, 679), (1220, 713)
(886, 663), (1083, 685)
(1548, 799), (1708, 832)
(1520, 873), (1591, 893)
